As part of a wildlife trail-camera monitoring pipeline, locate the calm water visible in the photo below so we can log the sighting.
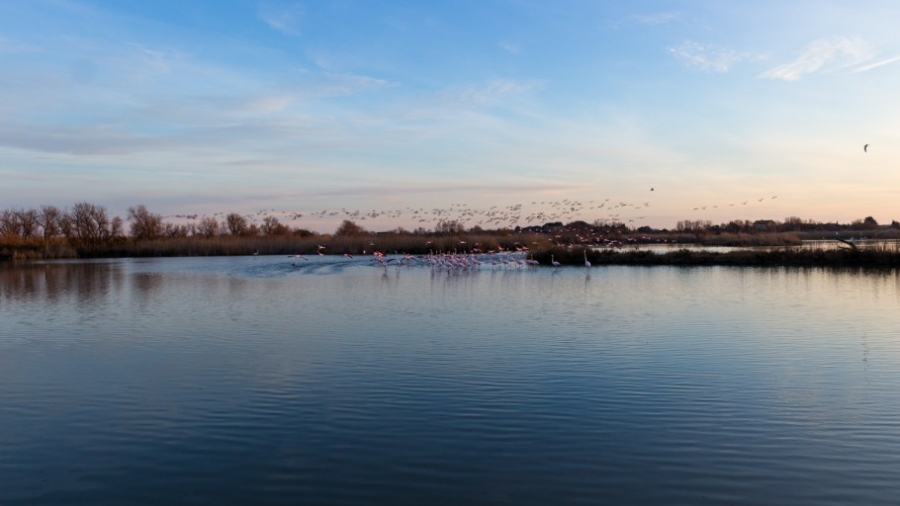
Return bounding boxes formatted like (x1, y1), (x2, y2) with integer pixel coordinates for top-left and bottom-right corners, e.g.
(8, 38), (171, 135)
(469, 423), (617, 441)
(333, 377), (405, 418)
(2, 256), (900, 505)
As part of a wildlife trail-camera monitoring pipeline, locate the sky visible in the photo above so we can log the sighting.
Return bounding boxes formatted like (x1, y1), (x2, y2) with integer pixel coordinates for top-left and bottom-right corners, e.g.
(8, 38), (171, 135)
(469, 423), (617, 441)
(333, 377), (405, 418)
(1, 0), (899, 233)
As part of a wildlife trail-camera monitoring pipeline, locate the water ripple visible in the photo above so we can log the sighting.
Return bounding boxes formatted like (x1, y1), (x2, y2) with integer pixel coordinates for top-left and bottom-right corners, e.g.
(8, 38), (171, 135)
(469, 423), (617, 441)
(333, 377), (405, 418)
(2, 260), (900, 505)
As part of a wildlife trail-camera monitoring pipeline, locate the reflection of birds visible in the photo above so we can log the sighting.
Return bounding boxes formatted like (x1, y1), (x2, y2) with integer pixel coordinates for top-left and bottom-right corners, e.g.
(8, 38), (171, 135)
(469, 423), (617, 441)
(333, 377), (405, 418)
(864, 144), (869, 152)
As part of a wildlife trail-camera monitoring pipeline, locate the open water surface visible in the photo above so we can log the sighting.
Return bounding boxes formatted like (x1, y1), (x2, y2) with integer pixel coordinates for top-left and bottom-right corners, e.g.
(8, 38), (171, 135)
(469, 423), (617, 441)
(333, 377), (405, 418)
(2, 256), (900, 505)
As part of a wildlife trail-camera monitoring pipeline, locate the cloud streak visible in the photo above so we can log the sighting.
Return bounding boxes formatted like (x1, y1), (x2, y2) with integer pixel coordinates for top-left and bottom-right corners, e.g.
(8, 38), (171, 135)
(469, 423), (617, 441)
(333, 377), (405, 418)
(668, 41), (751, 72)
(258, 2), (303, 35)
(634, 12), (682, 25)
(853, 55), (900, 73)
(759, 37), (872, 81)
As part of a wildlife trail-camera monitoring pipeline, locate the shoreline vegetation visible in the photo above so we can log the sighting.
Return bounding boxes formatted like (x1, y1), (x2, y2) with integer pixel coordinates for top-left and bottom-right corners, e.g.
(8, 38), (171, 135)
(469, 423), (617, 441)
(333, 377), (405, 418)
(2, 202), (900, 268)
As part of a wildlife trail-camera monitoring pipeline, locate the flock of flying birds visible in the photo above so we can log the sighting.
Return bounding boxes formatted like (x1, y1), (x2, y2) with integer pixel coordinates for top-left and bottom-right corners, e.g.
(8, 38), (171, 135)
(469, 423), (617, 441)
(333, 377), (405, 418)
(164, 189), (786, 232)
(160, 144), (875, 232)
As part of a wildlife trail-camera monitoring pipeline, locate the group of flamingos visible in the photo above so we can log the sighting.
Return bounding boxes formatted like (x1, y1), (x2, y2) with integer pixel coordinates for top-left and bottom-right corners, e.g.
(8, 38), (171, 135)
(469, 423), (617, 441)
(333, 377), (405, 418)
(292, 243), (593, 270)
(365, 248), (592, 271)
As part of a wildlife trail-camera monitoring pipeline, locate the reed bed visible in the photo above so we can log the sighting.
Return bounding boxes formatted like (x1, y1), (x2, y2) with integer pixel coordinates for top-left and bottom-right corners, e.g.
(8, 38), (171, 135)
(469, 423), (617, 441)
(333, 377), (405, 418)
(6, 232), (553, 259)
(4, 230), (900, 269)
(0, 238), (77, 260)
(534, 245), (900, 269)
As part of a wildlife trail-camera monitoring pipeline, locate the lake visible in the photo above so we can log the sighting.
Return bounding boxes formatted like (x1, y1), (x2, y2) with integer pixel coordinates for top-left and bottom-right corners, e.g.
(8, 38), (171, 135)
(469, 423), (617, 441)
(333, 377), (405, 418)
(2, 256), (899, 505)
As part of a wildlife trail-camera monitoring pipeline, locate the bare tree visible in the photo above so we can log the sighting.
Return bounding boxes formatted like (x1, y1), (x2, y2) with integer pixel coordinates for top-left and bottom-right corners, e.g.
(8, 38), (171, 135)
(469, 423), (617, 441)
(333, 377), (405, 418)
(0, 209), (21, 237)
(40, 205), (62, 238)
(127, 205), (165, 240)
(434, 219), (465, 235)
(16, 209), (39, 239)
(63, 202), (121, 249)
(335, 219), (366, 237)
(225, 213), (248, 236)
(163, 223), (189, 238)
(261, 216), (290, 236)
(196, 216), (220, 237)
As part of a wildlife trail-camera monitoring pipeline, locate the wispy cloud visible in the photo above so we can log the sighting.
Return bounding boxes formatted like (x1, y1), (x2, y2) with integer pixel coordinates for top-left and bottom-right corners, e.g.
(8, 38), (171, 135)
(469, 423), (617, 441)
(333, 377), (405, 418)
(668, 41), (751, 72)
(322, 71), (394, 93)
(759, 37), (872, 81)
(258, 1), (303, 35)
(300, 181), (582, 200)
(440, 79), (544, 108)
(131, 44), (188, 74)
(499, 41), (521, 55)
(634, 12), (682, 25)
(853, 54), (900, 73)
(238, 94), (299, 115)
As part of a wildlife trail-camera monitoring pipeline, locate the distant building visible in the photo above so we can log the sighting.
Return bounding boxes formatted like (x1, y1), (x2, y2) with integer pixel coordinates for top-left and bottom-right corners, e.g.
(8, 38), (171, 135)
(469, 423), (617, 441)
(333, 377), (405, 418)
(753, 220), (777, 232)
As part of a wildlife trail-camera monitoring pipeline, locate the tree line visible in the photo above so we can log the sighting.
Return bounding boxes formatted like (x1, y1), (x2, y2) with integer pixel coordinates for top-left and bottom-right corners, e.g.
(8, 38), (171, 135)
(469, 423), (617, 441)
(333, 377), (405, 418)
(0, 202), (321, 250)
(3, 201), (898, 256)
(674, 216), (898, 234)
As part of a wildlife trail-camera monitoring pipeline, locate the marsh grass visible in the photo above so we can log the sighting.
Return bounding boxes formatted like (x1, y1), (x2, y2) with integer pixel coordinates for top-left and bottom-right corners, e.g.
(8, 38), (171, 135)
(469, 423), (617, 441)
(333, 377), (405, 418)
(534, 245), (900, 268)
(4, 229), (900, 269)
(0, 238), (76, 260)
(14, 232), (553, 259)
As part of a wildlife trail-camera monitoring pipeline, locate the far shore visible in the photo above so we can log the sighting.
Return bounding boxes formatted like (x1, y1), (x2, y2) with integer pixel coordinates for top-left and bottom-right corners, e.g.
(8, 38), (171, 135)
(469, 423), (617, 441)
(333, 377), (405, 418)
(3, 233), (899, 269)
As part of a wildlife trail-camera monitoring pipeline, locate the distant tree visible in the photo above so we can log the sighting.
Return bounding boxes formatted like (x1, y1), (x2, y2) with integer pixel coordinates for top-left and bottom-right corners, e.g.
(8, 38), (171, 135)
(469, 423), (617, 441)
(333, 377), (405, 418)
(225, 213), (249, 236)
(434, 219), (465, 235)
(292, 228), (314, 238)
(891, 220), (900, 230)
(163, 223), (189, 238)
(196, 217), (220, 237)
(0, 209), (21, 238)
(40, 205), (62, 238)
(782, 216), (804, 232)
(127, 205), (165, 240)
(862, 216), (879, 230)
(335, 219), (366, 237)
(565, 220), (592, 230)
(111, 216), (124, 238)
(62, 201), (122, 249)
(182, 222), (197, 237)
(261, 216), (291, 236)
(15, 208), (39, 239)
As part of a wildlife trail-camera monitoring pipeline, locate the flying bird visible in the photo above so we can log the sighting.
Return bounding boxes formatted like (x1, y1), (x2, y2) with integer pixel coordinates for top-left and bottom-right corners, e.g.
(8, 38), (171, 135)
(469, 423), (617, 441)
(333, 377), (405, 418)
(864, 144), (869, 152)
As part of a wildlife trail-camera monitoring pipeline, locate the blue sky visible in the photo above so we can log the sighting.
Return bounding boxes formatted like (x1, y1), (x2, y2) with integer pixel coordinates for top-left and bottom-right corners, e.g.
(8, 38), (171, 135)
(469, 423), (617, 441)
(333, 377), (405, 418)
(1, 0), (898, 232)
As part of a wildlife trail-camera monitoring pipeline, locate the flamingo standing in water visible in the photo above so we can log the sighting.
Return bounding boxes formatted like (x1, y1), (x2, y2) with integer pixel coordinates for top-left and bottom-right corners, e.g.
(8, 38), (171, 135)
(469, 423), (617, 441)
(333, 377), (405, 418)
(551, 255), (561, 268)
(584, 250), (591, 268)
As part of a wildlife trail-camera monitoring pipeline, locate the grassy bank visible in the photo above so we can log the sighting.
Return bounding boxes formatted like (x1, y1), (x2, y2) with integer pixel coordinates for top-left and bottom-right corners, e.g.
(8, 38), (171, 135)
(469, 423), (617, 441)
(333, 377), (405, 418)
(535, 245), (900, 268)
(0, 239), (77, 261)
(4, 230), (900, 269)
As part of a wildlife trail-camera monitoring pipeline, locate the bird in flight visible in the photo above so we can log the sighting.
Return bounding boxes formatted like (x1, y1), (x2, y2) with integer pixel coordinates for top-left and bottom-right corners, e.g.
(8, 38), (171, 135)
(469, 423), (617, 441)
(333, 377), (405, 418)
(864, 144), (869, 152)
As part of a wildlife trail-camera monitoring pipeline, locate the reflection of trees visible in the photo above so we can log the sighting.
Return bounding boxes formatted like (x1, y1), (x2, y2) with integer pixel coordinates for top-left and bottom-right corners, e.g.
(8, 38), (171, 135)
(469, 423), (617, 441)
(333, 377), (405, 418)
(0, 261), (124, 306)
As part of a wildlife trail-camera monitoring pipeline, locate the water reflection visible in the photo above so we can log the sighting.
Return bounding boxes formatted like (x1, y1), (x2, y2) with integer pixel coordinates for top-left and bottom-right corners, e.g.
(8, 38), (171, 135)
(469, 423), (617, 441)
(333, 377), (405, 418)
(1, 260), (125, 306)
(2, 258), (900, 505)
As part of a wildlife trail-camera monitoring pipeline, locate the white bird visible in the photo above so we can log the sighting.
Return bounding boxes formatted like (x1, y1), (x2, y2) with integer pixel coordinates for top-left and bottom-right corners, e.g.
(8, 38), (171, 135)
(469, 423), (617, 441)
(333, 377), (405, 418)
(551, 255), (561, 268)
(584, 251), (591, 268)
